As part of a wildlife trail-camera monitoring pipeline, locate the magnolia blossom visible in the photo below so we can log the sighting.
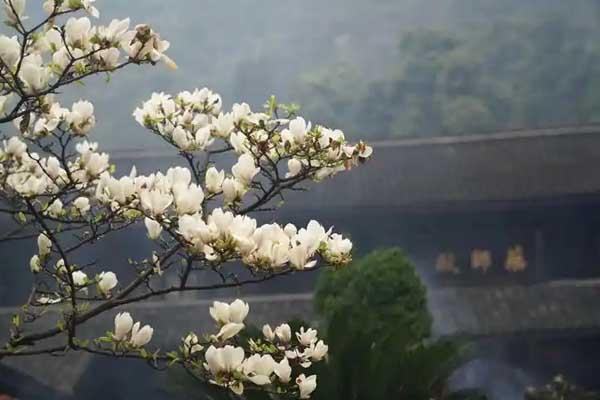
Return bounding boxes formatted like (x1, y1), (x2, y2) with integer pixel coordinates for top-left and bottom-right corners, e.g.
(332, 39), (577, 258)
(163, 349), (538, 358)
(231, 154), (259, 186)
(296, 374), (317, 399)
(73, 197), (91, 214)
(0, 35), (20, 67)
(71, 270), (88, 286)
(215, 322), (245, 341)
(98, 271), (118, 295)
(204, 345), (245, 375)
(205, 167), (225, 193)
(144, 217), (162, 240)
(286, 158), (303, 178)
(45, 199), (63, 217)
(130, 321), (154, 347)
(4, 0), (26, 25)
(307, 340), (328, 362)
(113, 312), (133, 340)
(296, 327), (318, 346)
(37, 233), (52, 256)
(183, 333), (203, 356)
(209, 299), (249, 325)
(242, 354), (275, 385)
(29, 254), (41, 273)
(275, 323), (292, 343)
(274, 357), (292, 383)
(67, 100), (95, 136)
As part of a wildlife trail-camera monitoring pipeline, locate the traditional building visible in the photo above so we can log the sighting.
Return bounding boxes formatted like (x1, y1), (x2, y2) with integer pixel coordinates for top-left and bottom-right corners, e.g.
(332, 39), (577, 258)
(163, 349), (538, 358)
(2, 125), (600, 398)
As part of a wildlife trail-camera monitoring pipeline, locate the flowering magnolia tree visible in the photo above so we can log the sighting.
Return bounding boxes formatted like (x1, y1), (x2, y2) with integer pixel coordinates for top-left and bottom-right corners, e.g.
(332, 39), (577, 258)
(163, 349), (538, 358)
(0, 1), (372, 398)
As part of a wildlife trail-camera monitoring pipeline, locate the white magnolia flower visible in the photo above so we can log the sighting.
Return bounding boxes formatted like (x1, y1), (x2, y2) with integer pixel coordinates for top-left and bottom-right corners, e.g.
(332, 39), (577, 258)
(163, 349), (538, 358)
(71, 270), (88, 286)
(183, 333), (203, 356)
(213, 112), (234, 138)
(73, 197), (90, 215)
(209, 299), (249, 325)
(5, 136), (26, 157)
(97, 18), (131, 44)
(173, 183), (204, 215)
(307, 340), (328, 362)
(0, 35), (20, 67)
(67, 100), (95, 136)
(205, 167), (225, 193)
(0, 94), (11, 114)
(4, 0), (26, 25)
(140, 189), (173, 216)
(286, 158), (303, 178)
(144, 217), (163, 240)
(327, 233), (353, 261)
(19, 61), (50, 93)
(216, 322), (244, 341)
(274, 357), (292, 383)
(45, 198), (63, 217)
(130, 321), (153, 347)
(98, 271), (118, 295)
(29, 254), (41, 273)
(222, 177), (245, 204)
(114, 312), (133, 340)
(289, 244), (317, 270)
(65, 17), (91, 47)
(262, 324), (275, 341)
(296, 327), (318, 346)
(274, 323), (291, 343)
(288, 117), (310, 144)
(296, 374), (317, 399)
(204, 345), (245, 375)
(55, 258), (67, 275)
(231, 153), (259, 186)
(37, 233), (52, 256)
(242, 354), (275, 385)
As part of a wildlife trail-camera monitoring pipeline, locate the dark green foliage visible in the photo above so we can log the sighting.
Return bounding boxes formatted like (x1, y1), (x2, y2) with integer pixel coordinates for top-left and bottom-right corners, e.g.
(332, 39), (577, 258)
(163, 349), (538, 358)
(295, 10), (600, 139)
(313, 248), (484, 400)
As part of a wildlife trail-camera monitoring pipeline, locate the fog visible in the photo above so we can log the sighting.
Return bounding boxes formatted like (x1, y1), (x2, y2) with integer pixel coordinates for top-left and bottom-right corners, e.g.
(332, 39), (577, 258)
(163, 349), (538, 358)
(2, 1), (600, 399)
(40, 0), (600, 148)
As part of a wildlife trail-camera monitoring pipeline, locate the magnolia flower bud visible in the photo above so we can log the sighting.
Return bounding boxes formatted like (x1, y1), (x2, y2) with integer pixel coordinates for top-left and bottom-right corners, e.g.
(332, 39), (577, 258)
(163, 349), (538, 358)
(114, 312), (133, 340)
(286, 158), (303, 178)
(205, 167), (225, 193)
(29, 254), (41, 273)
(262, 324), (275, 341)
(308, 340), (329, 362)
(37, 233), (52, 256)
(172, 126), (190, 150)
(45, 199), (63, 217)
(183, 333), (203, 356)
(71, 270), (88, 286)
(231, 153), (259, 186)
(296, 374), (317, 399)
(216, 322), (244, 341)
(274, 357), (292, 383)
(130, 321), (153, 347)
(98, 271), (118, 295)
(73, 197), (90, 215)
(144, 217), (162, 240)
(275, 323), (291, 343)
